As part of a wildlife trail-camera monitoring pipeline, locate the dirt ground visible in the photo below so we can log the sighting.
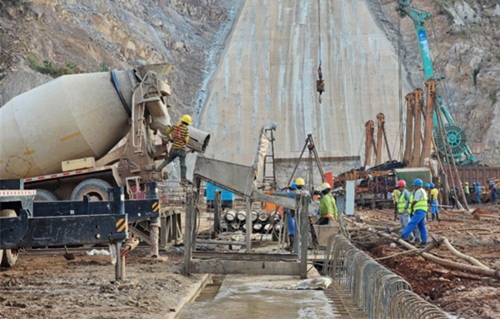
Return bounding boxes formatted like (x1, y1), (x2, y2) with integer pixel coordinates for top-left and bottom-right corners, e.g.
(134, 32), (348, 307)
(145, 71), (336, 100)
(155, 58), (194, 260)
(351, 204), (500, 319)
(0, 248), (204, 319)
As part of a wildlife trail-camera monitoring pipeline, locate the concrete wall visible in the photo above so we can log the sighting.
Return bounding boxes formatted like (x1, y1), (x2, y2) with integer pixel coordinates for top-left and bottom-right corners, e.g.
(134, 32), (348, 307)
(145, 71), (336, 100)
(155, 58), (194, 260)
(197, 0), (412, 171)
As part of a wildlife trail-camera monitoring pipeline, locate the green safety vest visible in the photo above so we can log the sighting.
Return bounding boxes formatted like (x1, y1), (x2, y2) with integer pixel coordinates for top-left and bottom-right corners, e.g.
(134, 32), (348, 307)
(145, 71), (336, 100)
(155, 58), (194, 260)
(413, 189), (428, 212)
(397, 190), (409, 214)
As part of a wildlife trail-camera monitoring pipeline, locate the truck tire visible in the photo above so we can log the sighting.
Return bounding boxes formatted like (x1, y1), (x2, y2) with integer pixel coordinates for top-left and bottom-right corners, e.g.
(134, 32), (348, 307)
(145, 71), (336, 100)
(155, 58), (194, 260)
(34, 189), (58, 202)
(1, 209), (19, 267)
(70, 179), (112, 201)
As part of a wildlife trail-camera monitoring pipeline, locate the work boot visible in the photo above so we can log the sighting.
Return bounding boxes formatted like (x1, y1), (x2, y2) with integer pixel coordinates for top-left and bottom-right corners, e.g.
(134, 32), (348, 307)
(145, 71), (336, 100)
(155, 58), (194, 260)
(285, 235), (294, 251)
(431, 214), (435, 221)
(436, 213), (440, 221)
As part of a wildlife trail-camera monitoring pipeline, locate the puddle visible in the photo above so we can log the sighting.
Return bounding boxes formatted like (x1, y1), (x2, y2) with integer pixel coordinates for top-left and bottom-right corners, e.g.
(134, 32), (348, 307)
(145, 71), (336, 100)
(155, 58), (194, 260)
(194, 275), (224, 302)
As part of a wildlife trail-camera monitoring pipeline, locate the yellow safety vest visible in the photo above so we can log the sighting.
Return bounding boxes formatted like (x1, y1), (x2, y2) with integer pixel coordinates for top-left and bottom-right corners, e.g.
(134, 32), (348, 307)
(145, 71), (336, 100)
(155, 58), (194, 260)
(413, 189), (428, 212)
(397, 191), (408, 213)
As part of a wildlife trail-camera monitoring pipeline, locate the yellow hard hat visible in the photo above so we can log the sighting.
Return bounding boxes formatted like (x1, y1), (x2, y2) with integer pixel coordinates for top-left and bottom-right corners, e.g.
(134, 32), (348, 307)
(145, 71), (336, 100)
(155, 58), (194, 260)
(181, 114), (192, 125)
(295, 177), (305, 186)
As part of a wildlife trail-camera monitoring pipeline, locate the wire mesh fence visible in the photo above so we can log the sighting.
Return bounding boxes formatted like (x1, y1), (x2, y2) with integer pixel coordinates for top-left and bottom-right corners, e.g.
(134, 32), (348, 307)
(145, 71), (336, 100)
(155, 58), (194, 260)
(323, 234), (449, 319)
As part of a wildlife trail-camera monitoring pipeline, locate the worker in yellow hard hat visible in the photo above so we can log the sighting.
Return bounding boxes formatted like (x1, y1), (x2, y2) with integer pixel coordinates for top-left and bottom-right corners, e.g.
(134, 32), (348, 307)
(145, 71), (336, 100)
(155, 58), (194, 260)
(316, 182), (338, 225)
(157, 114), (192, 185)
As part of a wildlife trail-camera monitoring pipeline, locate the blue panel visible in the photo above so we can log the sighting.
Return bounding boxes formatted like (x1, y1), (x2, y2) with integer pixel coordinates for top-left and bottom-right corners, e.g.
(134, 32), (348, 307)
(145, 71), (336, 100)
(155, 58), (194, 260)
(206, 182), (234, 201)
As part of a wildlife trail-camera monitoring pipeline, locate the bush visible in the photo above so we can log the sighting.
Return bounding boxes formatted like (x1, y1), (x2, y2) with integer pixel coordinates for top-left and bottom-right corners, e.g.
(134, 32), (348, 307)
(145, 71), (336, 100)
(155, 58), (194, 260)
(27, 58), (76, 78)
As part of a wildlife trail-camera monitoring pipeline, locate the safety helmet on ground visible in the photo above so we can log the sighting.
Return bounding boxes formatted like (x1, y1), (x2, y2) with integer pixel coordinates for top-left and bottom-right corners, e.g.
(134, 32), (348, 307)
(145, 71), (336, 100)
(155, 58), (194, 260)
(424, 183), (430, 189)
(295, 177), (305, 186)
(397, 180), (406, 188)
(181, 114), (192, 125)
(413, 179), (423, 187)
(430, 183), (435, 188)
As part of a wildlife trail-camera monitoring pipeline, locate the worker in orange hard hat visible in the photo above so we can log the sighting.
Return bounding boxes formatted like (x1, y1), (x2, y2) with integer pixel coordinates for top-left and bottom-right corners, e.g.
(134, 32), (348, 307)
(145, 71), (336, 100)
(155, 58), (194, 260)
(157, 114), (192, 185)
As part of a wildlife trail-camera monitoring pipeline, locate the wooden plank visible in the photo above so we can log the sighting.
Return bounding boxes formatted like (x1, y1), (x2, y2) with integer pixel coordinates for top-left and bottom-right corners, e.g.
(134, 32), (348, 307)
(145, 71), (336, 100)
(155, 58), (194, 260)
(192, 251), (299, 261)
(190, 259), (301, 276)
(196, 240), (247, 246)
(183, 188), (194, 275)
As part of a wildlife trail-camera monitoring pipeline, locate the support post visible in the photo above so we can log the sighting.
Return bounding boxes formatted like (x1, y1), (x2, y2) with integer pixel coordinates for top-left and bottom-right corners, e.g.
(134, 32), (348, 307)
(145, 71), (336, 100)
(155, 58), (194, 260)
(183, 187), (195, 275)
(376, 113), (384, 165)
(411, 88), (424, 167)
(404, 93), (415, 165)
(420, 80), (437, 166)
(147, 182), (160, 257)
(293, 196), (301, 254)
(300, 194), (309, 279)
(114, 241), (125, 281)
(214, 190), (221, 235)
(245, 197), (252, 253)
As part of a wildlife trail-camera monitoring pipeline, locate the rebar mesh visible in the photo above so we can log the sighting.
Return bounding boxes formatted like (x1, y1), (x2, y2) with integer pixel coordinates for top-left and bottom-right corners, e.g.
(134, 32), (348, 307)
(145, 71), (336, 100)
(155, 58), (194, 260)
(323, 235), (449, 319)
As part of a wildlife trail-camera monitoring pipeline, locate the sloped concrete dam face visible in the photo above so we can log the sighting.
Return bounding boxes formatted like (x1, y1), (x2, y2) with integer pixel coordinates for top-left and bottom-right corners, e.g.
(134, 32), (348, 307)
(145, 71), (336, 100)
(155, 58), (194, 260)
(198, 0), (410, 171)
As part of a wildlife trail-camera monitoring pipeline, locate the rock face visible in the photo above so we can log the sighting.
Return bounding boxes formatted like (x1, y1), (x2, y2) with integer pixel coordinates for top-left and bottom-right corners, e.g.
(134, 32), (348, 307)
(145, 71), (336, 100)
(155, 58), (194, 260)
(0, 0), (235, 119)
(370, 0), (500, 166)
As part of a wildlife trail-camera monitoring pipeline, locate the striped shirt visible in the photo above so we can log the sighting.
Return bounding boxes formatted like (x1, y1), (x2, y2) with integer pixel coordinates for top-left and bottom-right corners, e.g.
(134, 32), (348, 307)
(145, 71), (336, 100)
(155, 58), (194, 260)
(166, 122), (189, 150)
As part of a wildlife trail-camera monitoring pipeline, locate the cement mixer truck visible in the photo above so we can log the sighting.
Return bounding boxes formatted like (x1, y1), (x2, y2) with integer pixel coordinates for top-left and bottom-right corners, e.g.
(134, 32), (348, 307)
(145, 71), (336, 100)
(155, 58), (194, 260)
(0, 63), (210, 269)
(0, 63), (210, 200)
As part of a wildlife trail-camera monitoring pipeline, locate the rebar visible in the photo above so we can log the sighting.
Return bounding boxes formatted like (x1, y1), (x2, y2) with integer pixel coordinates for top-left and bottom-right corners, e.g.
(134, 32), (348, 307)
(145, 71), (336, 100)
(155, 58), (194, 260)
(323, 235), (449, 319)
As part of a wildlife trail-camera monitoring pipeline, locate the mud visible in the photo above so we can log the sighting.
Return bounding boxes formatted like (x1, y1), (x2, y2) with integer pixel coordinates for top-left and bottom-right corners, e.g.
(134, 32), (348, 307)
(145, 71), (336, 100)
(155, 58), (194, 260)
(0, 248), (203, 319)
(355, 205), (500, 319)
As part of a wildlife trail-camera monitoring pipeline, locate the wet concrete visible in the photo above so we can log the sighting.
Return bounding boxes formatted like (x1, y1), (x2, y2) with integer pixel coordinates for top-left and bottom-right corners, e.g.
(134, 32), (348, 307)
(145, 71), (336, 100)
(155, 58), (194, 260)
(179, 275), (336, 319)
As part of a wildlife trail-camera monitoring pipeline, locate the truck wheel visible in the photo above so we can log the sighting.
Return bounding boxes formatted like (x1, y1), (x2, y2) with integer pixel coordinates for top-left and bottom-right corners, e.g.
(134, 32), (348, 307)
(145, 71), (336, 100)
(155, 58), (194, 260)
(70, 179), (112, 201)
(34, 189), (58, 202)
(1, 209), (19, 267)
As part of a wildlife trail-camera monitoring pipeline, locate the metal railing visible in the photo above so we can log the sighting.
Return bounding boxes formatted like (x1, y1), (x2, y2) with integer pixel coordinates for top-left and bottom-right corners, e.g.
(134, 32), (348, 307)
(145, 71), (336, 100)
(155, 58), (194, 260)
(323, 234), (449, 319)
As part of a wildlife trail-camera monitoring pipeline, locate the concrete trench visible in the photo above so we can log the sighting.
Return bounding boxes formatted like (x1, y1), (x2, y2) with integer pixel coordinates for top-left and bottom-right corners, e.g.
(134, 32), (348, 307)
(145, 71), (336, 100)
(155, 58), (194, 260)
(177, 272), (368, 319)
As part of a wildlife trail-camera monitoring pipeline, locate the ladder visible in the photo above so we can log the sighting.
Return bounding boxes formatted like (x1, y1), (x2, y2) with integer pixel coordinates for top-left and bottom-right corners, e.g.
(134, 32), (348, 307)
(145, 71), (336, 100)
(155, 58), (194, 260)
(262, 128), (277, 190)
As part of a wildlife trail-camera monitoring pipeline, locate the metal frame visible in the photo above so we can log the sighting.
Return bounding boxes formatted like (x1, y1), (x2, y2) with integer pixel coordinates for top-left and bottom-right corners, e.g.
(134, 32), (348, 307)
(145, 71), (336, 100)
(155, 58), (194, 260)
(183, 161), (311, 278)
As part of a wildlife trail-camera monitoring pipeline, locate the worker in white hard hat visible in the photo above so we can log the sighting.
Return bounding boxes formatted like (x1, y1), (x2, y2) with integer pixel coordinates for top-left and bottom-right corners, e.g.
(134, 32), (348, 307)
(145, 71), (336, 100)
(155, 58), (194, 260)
(157, 114), (192, 185)
(316, 182), (337, 225)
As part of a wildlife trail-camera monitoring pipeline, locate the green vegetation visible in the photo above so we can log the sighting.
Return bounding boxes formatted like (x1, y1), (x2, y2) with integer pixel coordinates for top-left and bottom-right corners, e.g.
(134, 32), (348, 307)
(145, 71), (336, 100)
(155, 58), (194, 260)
(27, 53), (76, 78)
(99, 61), (110, 72)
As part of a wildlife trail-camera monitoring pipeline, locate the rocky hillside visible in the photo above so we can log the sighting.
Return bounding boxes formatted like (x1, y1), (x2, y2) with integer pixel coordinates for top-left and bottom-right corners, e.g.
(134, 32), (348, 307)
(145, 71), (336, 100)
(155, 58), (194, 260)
(368, 0), (500, 166)
(1, 0), (499, 165)
(0, 0), (237, 120)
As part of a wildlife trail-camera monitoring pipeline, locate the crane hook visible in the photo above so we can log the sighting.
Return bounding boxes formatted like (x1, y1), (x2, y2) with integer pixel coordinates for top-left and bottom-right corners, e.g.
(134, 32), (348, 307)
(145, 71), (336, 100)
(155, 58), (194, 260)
(316, 65), (325, 104)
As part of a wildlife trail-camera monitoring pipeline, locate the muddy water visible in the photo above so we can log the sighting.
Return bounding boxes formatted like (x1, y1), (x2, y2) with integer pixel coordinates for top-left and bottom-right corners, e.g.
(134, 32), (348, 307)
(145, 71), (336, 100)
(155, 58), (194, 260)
(179, 275), (336, 319)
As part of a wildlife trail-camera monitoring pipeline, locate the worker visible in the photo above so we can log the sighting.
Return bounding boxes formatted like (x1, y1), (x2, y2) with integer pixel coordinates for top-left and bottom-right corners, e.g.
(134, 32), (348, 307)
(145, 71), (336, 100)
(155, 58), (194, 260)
(401, 178), (428, 246)
(475, 182), (482, 204)
(430, 183), (439, 221)
(490, 181), (497, 205)
(317, 182), (338, 225)
(156, 114), (191, 185)
(464, 182), (470, 203)
(395, 180), (412, 231)
(275, 177), (307, 251)
(392, 183), (401, 221)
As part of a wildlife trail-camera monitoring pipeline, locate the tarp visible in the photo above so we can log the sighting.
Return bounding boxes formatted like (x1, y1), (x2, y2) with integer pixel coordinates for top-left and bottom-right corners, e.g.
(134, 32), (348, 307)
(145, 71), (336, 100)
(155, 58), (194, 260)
(394, 168), (432, 187)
